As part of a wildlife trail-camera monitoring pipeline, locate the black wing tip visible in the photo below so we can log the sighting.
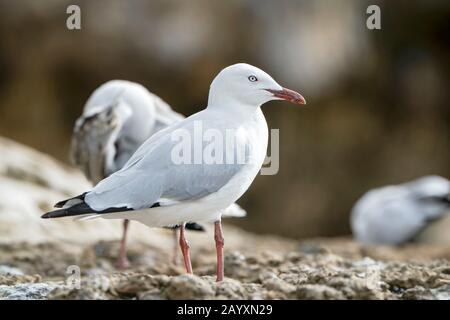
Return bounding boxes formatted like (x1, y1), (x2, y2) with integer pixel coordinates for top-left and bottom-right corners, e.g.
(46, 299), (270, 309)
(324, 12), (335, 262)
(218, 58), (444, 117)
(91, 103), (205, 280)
(165, 222), (205, 232)
(54, 192), (88, 208)
(427, 195), (450, 206)
(41, 209), (65, 219)
(54, 201), (65, 208)
(185, 222), (205, 232)
(444, 195), (450, 205)
(42, 202), (132, 220)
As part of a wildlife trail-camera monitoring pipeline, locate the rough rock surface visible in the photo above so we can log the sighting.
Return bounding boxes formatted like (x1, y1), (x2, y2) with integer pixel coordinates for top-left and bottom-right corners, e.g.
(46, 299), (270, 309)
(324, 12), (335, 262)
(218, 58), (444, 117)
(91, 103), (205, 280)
(0, 137), (449, 300)
(0, 238), (449, 300)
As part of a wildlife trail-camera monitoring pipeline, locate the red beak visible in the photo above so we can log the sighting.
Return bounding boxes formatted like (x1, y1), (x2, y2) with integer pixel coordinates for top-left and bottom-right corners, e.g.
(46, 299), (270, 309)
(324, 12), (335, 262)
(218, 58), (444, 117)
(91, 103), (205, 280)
(266, 88), (306, 105)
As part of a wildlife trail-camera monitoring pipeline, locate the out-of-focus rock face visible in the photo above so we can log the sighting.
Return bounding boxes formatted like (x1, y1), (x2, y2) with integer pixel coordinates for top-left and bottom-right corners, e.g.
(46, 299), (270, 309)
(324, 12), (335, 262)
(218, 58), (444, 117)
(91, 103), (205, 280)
(0, 136), (172, 246)
(257, 1), (370, 94)
(0, 136), (88, 196)
(416, 215), (450, 245)
(0, 0), (369, 94)
(0, 136), (105, 244)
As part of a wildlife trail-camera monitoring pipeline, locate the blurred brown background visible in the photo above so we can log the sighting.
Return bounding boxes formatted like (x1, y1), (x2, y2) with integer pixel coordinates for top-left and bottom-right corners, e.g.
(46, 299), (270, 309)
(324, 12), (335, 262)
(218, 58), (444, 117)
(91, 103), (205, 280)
(0, 0), (448, 239)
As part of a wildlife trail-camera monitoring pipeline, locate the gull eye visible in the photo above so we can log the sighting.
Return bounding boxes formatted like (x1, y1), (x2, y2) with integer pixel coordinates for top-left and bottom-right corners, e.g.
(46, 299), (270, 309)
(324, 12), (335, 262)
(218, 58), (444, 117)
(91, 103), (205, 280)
(248, 75), (258, 82)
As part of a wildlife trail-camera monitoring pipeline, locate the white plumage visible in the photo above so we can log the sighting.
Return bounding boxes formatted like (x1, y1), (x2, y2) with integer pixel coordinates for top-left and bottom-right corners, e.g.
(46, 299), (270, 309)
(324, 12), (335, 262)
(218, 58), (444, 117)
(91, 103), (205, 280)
(351, 175), (450, 245)
(45, 63), (306, 280)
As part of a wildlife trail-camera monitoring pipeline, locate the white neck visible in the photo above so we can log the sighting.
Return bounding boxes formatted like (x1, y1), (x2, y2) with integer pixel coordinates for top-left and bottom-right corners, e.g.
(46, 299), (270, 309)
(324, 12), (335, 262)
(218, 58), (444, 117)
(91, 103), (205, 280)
(207, 101), (262, 121)
(207, 88), (263, 120)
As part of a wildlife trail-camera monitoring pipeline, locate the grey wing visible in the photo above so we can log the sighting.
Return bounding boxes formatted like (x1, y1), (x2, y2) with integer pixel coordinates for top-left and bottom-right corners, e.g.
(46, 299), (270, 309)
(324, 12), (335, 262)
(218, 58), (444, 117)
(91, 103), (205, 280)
(162, 163), (244, 201)
(71, 107), (121, 183)
(84, 126), (247, 211)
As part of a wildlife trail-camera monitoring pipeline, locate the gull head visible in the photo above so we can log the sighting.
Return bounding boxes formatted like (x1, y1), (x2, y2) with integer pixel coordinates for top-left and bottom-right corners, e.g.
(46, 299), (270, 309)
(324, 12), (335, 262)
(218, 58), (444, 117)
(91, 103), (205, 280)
(208, 63), (306, 109)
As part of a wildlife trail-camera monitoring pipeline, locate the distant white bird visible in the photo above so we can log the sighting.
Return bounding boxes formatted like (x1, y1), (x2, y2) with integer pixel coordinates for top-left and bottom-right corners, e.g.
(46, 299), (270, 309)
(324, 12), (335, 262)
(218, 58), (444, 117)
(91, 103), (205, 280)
(71, 80), (185, 184)
(70, 80), (246, 269)
(351, 175), (450, 245)
(43, 63), (306, 281)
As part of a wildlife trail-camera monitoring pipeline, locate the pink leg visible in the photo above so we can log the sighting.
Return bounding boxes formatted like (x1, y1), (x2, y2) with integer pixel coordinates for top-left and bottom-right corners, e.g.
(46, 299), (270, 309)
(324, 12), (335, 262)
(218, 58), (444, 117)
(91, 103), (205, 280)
(179, 224), (193, 274)
(172, 228), (179, 265)
(214, 220), (225, 282)
(115, 219), (130, 269)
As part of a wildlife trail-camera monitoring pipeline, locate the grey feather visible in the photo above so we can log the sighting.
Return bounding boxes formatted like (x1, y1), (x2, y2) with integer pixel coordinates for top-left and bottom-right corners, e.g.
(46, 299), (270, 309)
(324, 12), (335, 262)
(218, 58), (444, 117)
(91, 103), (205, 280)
(71, 105), (123, 183)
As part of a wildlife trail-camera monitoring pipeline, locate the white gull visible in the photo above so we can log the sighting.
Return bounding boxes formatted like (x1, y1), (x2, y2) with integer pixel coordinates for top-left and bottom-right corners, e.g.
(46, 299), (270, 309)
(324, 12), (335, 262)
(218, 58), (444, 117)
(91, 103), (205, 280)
(351, 175), (450, 245)
(43, 63), (306, 281)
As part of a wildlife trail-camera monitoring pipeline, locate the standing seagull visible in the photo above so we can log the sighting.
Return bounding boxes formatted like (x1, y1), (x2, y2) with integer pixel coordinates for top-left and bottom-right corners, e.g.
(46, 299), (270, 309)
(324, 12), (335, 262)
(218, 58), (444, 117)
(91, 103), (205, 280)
(351, 175), (450, 245)
(43, 63), (306, 281)
(71, 80), (245, 268)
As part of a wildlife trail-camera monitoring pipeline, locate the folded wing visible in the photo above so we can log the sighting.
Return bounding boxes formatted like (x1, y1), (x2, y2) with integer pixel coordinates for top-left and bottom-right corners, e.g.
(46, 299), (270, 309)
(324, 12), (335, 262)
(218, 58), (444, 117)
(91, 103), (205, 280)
(85, 114), (248, 212)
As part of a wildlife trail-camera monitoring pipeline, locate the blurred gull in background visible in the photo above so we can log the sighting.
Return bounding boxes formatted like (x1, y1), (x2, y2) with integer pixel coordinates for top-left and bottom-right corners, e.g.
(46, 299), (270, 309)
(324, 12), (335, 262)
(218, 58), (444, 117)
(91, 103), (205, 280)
(71, 80), (185, 183)
(70, 80), (246, 268)
(351, 175), (450, 245)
